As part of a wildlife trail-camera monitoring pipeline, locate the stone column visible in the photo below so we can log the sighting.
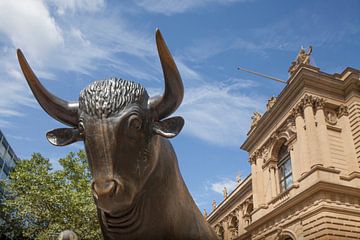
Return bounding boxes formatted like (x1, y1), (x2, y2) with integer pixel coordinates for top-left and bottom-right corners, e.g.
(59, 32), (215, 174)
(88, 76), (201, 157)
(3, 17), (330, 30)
(222, 220), (229, 240)
(314, 97), (330, 167)
(293, 103), (309, 176)
(237, 206), (245, 235)
(269, 164), (278, 198)
(256, 152), (265, 206)
(302, 95), (319, 169)
(249, 154), (258, 209)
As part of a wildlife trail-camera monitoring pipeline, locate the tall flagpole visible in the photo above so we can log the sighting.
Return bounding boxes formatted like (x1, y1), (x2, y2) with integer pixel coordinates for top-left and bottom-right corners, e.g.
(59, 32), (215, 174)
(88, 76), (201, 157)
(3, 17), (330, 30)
(237, 66), (287, 84)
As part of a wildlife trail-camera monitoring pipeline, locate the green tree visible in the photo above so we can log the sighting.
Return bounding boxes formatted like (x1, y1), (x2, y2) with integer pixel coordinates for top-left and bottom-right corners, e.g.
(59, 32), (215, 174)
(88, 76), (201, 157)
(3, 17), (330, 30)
(1, 151), (102, 240)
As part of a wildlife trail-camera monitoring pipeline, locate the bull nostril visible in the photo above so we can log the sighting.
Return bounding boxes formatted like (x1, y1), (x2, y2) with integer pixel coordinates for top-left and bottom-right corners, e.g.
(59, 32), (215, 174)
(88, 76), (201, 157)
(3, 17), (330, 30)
(92, 180), (117, 196)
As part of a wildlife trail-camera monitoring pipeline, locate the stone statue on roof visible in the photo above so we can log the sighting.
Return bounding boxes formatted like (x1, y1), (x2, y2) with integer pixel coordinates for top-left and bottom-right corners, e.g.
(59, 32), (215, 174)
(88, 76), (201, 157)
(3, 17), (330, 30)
(212, 200), (217, 210)
(288, 46), (313, 75)
(223, 186), (228, 199)
(250, 112), (262, 130)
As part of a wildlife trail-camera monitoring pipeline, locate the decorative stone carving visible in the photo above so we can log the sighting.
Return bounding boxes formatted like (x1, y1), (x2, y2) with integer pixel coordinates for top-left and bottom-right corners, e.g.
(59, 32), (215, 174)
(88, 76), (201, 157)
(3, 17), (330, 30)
(228, 214), (239, 239)
(249, 153), (257, 164)
(214, 224), (224, 239)
(337, 104), (349, 118)
(292, 95), (326, 118)
(267, 96), (277, 110)
(324, 109), (337, 125)
(288, 46), (312, 75)
(250, 148), (263, 164)
(314, 97), (325, 110)
(302, 94), (313, 107)
(236, 174), (242, 183)
(250, 112), (262, 131)
(212, 200), (217, 210)
(203, 209), (208, 218)
(223, 187), (228, 199)
(277, 118), (296, 142)
(292, 103), (303, 117)
(261, 144), (271, 162)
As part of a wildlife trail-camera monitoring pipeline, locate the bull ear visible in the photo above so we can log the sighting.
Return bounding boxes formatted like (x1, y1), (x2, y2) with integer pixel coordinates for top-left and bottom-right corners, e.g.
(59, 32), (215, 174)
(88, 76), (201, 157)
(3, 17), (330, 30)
(153, 116), (184, 138)
(46, 128), (82, 146)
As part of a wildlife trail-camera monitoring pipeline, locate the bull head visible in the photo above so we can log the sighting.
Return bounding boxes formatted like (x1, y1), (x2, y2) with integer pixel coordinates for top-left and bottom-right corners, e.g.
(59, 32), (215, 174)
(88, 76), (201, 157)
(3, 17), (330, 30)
(17, 29), (184, 215)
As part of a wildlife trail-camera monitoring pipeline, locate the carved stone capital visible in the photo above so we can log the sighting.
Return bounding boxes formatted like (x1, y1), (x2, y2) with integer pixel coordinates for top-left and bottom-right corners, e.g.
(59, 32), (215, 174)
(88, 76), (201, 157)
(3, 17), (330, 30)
(292, 104), (303, 117)
(302, 94), (313, 108)
(314, 97), (325, 111)
(249, 154), (257, 164)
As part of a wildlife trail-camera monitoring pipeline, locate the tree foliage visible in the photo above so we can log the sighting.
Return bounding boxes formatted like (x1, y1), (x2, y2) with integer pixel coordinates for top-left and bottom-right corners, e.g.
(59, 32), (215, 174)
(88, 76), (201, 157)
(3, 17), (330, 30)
(1, 151), (102, 239)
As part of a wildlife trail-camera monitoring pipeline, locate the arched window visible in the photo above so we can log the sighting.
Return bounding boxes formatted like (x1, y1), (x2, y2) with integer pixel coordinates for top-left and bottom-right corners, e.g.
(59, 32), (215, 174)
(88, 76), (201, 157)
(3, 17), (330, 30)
(277, 144), (293, 192)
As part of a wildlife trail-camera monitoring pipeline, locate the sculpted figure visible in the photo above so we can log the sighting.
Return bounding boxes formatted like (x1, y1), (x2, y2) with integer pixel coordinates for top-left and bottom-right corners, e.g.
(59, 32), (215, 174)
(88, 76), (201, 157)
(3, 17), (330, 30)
(17, 29), (217, 240)
(223, 186), (228, 199)
(288, 46), (312, 75)
(250, 112), (262, 130)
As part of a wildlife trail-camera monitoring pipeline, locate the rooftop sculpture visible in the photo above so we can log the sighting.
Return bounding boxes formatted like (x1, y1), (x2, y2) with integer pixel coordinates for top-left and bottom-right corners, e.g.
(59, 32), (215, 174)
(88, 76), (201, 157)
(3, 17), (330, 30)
(17, 29), (217, 240)
(288, 46), (313, 75)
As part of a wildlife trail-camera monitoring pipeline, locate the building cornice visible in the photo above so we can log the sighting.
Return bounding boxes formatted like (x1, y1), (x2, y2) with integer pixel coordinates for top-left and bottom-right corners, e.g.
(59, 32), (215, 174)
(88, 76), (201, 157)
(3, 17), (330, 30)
(241, 66), (360, 153)
(207, 174), (252, 224)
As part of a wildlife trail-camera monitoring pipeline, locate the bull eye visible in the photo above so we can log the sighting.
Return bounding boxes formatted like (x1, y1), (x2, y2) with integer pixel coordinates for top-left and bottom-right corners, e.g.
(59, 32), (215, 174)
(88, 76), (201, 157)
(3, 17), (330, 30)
(78, 121), (85, 135)
(128, 115), (142, 130)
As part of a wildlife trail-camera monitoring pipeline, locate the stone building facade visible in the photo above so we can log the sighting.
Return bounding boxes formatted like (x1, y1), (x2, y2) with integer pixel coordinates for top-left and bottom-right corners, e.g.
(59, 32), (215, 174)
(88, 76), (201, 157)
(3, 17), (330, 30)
(207, 50), (360, 240)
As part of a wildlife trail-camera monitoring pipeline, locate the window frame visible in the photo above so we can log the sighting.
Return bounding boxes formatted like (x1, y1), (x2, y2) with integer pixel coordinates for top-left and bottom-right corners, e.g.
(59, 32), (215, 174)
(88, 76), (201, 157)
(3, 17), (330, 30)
(277, 145), (293, 192)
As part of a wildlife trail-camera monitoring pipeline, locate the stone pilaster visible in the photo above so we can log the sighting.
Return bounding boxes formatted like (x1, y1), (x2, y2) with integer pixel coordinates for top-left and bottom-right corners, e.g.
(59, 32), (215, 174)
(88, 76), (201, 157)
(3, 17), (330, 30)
(314, 97), (329, 167)
(302, 95), (319, 169)
(292, 103), (309, 176)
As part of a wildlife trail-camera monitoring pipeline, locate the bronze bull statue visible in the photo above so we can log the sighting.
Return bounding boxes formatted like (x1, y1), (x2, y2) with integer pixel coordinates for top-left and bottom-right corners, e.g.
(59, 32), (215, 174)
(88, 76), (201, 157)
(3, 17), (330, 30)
(17, 29), (218, 240)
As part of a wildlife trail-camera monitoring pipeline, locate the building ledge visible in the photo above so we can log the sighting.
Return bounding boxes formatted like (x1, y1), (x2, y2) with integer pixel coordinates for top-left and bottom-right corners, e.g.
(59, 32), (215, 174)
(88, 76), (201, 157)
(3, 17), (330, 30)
(298, 164), (340, 182)
(340, 171), (360, 181)
(247, 180), (360, 233)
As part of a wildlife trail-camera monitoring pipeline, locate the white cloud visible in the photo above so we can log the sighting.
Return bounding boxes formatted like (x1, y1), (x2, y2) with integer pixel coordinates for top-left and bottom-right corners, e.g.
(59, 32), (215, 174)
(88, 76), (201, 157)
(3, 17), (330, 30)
(175, 58), (202, 81)
(0, 0), (64, 60)
(134, 0), (249, 15)
(47, 0), (105, 15)
(178, 79), (263, 146)
(0, 0), (160, 120)
(0, 0), (265, 148)
(210, 178), (238, 195)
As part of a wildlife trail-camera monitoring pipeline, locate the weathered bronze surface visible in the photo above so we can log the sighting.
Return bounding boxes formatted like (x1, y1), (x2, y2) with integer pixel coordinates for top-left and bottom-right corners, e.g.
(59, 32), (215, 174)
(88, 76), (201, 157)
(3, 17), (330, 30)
(18, 29), (217, 240)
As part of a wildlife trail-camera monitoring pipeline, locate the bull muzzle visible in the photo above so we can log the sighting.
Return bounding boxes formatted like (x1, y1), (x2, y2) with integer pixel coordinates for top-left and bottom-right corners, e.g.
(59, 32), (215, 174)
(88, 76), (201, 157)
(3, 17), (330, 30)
(92, 179), (122, 198)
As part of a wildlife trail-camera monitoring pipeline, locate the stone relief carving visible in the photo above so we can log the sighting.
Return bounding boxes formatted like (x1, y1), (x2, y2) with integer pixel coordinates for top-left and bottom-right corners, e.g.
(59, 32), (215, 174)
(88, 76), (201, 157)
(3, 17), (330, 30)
(291, 103), (303, 118)
(324, 109), (337, 125)
(302, 94), (314, 107)
(337, 104), (349, 118)
(292, 95), (327, 119)
(277, 118), (296, 142)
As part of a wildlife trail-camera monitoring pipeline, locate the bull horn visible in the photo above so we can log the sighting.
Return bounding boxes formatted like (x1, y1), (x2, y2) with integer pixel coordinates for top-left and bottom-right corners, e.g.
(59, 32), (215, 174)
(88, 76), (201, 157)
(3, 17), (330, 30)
(17, 49), (79, 127)
(149, 29), (184, 120)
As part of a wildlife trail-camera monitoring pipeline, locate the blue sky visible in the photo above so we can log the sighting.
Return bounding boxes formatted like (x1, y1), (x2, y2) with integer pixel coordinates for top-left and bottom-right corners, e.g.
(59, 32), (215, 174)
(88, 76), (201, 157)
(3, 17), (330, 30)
(0, 0), (359, 213)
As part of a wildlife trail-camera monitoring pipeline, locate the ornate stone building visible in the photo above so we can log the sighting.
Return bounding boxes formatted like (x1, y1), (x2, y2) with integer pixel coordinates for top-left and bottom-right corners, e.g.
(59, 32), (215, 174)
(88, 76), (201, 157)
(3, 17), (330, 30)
(207, 49), (360, 240)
